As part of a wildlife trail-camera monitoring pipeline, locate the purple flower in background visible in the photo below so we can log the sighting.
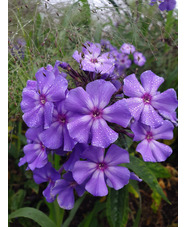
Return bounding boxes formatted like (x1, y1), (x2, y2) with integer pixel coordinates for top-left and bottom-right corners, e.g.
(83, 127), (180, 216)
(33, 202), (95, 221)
(18, 127), (48, 171)
(21, 68), (68, 128)
(73, 42), (115, 75)
(63, 143), (88, 171)
(150, 0), (176, 11)
(100, 39), (117, 51)
(65, 79), (131, 148)
(39, 100), (77, 151)
(52, 172), (85, 210)
(159, 0), (176, 11)
(123, 70), (178, 128)
(114, 52), (132, 75)
(9, 38), (26, 59)
(73, 144), (131, 196)
(131, 120), (174, 162)
(33, 162), (60, 202)
(120, 43), (135, 55)
(133, 52), (146, 67)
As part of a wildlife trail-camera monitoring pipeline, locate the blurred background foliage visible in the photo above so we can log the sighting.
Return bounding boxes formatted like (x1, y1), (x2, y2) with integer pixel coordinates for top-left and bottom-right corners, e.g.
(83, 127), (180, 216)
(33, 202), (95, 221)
(8, 0), (178, 226)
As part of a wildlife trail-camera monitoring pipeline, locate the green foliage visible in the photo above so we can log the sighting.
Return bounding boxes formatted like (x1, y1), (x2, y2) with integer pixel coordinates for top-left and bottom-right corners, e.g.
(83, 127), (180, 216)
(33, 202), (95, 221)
(8, 0), (177, 226)
(124, 155), (170, 203)
(8, 207), (56, 227)
(106, 186), (129, 227)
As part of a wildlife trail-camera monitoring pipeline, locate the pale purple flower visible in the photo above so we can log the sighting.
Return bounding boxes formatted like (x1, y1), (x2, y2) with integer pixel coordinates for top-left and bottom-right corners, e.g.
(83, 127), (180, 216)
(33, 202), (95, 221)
(73, 42), (115, 75)
(18, 127), (48, 171)
(120, 43), (135, 55)
(133, 52), (146, 67)
(131, 120), (174, 162)
(21, 68), (68, 128)
(100, 39), (117, 51)
(52, 172), (85, 210)
(33, 162), (61, 202)
(123, 70), (178, 128)
(65, 79), (131, 148)
(63, 143), (88, 171)
(72, 144), (131, 196)
(159, 0), (176, 11)
(39, 100), (77, 151)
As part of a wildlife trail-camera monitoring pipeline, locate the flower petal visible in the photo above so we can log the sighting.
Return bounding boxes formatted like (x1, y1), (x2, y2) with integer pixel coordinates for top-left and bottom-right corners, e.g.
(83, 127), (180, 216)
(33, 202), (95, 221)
(39, 122), (63, 149)
(140, 70), (164, 96)
(73, 161), (97, 184)
(130, 121), (147, 141)
(151, 120), (174, 140)
(104, 144), (130, 165)
(22, 104), (44, 128)
(125, 98), (144, 120)
(123, 74), (145, 97)
(140, 104), (163, 128)
(82, 146), (105, 163)
(67, 115), (93, 144)
(86, 80), (116, 109)
(150, 140), (172, 162)
(85, 170), (108, 196)
(151, 88), (178, 113)
(105, 166), (130, 190)
(57, 188), (75, 210)
(136, 140), (157, 162)
(65, 87), (94, 114)
(103, 99), (131, 128)
(91, 118), (118, 148)
(44, 102), (54, 129)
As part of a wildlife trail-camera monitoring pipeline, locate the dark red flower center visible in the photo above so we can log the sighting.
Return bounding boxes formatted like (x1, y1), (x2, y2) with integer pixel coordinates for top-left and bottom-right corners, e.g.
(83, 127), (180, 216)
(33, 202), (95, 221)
(92, 108), (102, 119)
(146, 131), (153, 142)
(90, 58), (98, 63)
(97, 162), (107, 170)
(40, 95), (46, 105)
(142, 93), (152, 104)
(58, 115), (66, 124)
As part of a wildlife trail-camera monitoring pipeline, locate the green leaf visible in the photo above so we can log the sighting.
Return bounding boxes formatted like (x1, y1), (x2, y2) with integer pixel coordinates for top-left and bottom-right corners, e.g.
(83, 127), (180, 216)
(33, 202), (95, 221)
(62, 194), (86, 227)
(8, 207), (56, 227)
(106, 186), (129, 227)
(9, 189), (26, 212)
(145, 162), (171, 179)
(78, 201), (105, 227)
(124, 155), (170, 204)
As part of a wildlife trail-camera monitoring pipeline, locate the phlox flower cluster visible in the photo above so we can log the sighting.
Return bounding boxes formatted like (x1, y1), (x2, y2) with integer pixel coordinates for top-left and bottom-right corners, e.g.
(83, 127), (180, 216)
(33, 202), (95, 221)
(19, 41), (177, 210)
(150, 0), (176, 11)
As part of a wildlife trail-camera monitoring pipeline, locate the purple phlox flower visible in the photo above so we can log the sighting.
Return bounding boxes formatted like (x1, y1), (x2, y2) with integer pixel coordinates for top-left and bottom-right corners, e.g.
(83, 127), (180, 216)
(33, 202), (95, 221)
(39, 100), (77, 151)
(120, 43), (135, 55)
(115, 53), (132, 71)
(123, 70), (178, 128)
(130, 172), (142, 182)
(100, 39), (117, 51)
(9, 38), (26, 59)
(159, 0), (176, 11)
(33, 162), (61, 202)
(72, 144), (131, 196)
(65, 79), (131, 148)
(52, 171), (85, 210)
(73, 42), (115, 75)
(18, 127), (48, 171)
(133, 52), (146, 67)
(131, 120), (174, 162)
(63, 143), (88, 171)
(21, 68), (68, 128)
(53, 60), (67, 78)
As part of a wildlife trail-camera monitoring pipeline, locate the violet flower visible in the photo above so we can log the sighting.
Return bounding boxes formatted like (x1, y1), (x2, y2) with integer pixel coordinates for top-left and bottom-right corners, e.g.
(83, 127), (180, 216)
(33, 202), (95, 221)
(65, 79), (131, 148)
(73, 42), (115, 75)
(21, 68), (68, 128)
(33, 162), (61, 202)
(123, 71), (178, 128)
(120, 43), (135, 55)
(39, 100), (77, 151)
(159, 0), (176, 11)
(52, 172), (85, 210)
(133, 52), (146, 67)
(18, 127), (48, 171)
(131, 120), (174, 162)
(72, 144), (131, 196)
